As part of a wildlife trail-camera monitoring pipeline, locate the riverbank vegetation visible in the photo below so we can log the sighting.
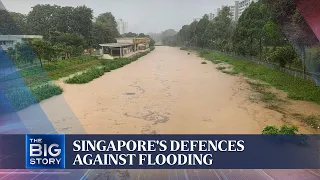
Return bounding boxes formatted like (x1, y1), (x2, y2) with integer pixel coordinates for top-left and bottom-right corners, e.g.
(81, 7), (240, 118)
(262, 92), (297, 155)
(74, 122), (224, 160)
(65, 50), (153, 84)
(199, 51), (320, 104)
(0, 4), (156, 111)
(164, 0), (320, 131)
(165, 0), (319, 75)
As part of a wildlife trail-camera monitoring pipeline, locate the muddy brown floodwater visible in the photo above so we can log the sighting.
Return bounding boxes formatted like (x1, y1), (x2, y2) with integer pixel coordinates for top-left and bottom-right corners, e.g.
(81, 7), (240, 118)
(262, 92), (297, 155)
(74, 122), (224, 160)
(44, 46), (318, 134)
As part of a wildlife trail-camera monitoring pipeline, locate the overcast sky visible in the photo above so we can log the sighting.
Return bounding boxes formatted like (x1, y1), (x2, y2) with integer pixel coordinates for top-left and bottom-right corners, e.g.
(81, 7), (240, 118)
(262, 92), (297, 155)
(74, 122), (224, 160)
(1, 0), (235, 33)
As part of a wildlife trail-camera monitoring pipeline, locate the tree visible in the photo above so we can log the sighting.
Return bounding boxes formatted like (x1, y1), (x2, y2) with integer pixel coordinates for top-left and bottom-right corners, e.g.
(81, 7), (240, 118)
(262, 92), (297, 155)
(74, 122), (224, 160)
(95, 12), (119, 38)
(195, 14), (210, 48)
(176, 25), (190, 46)
(149, 38), (156, 47)
(0, 10), (21, 34)
(27, 5), (58, 37)
(30, 39), (54, 67)
(27, 4), (93, 45)
(9, 12), (29, 34)
(92, 12), (119, 47)
(263, 19), (284, 46)
(16, 43), (37, 64)
(210, 7), (233, 51)
(138, 33), (147, 37)
(52, 32), (85, 47)
(122, 32), (138, 37)
(70, 5), (93, 45)
(161, 29), (177, 43)
(188, 21), (198, 46)
(232, 2), (268, 56)
(265, 0), (319, 75)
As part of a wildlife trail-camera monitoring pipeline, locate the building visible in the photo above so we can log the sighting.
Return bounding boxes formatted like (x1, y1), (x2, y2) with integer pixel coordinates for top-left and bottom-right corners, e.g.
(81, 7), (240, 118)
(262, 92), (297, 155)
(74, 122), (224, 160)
(99, 37), (150, 59)
(229, 1), (240, 21)
(117, 19), (129, 35)
(216, 0), (258, 22)
(123, 22), (129, 34)
(216, 8), (221, 15)
(234, 1), (240, 21)
(0, 35), (43, 51)
(209, 13), (215, 21)
(0, 0), (6, 10)
(238, 0), (258, 18)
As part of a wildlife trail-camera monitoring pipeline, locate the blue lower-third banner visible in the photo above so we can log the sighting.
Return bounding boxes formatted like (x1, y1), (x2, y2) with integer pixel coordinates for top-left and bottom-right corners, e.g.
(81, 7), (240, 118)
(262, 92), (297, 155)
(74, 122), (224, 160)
(0, 134), (319, 169)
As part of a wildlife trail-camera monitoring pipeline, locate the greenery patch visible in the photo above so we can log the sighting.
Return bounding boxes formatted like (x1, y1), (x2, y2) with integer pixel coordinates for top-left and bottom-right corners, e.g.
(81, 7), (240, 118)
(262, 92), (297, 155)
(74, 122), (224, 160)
(4, 83), (62, 111)
(200, 51), (320, 104)
(262, 125), (299, 135)
(65, 51), (152, 84)
(65, 67), (105, 84)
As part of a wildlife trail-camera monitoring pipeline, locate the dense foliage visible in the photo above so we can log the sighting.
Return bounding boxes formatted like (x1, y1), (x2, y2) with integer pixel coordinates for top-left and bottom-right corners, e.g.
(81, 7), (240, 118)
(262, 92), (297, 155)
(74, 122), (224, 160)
(262, 125), (298, 134)
(1, 4), (120, 64)
(167, 0), (318, 69)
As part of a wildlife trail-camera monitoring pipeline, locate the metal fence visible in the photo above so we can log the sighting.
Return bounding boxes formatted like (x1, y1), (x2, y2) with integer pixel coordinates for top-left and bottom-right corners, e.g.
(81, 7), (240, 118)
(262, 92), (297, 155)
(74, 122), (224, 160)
(212, 50), (320, 86)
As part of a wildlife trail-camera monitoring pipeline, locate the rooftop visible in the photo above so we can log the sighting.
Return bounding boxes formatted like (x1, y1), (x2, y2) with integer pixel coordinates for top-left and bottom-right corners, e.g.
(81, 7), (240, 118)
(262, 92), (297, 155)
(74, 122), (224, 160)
(99, 43), (133, 47)
(0, 35), (43, 40)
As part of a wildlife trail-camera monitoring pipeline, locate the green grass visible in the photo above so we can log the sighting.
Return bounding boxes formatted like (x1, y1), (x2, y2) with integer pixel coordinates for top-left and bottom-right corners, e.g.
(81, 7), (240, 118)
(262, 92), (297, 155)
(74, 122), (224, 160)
(199, 50), (320, 104)
(4, 83), (63, 111)
(45, 56), (101, 80)
(0, 55), (100, 87)
(0, 55), (100, 110)
(65, 67), (105, 84)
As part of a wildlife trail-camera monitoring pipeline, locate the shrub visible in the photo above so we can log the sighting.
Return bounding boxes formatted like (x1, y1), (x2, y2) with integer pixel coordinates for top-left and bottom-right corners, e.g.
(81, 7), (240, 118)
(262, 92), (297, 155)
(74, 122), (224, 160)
(266, 46), (297, 67)
(262, 125), (298, 135)
(66, 50), (152, 84)
(262, 125), (279, 135)
(65, 67), (105, 84)
(4, 83), (63, 111)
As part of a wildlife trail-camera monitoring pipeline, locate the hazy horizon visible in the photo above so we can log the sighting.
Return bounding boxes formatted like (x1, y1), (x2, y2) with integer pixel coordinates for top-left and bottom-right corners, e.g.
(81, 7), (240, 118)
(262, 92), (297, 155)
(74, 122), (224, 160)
(1, 0), (235, 34)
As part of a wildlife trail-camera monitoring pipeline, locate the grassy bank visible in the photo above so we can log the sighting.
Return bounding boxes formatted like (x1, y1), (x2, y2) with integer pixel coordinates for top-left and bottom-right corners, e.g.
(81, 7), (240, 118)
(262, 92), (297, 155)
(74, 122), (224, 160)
(199, 50), (320, 104)
(1, 55), (100, 87)
(65, 50), (153, 84)
(0, 55), (99, 111)
(2, 83), (62, 111)
(0, 49), (154, 111)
